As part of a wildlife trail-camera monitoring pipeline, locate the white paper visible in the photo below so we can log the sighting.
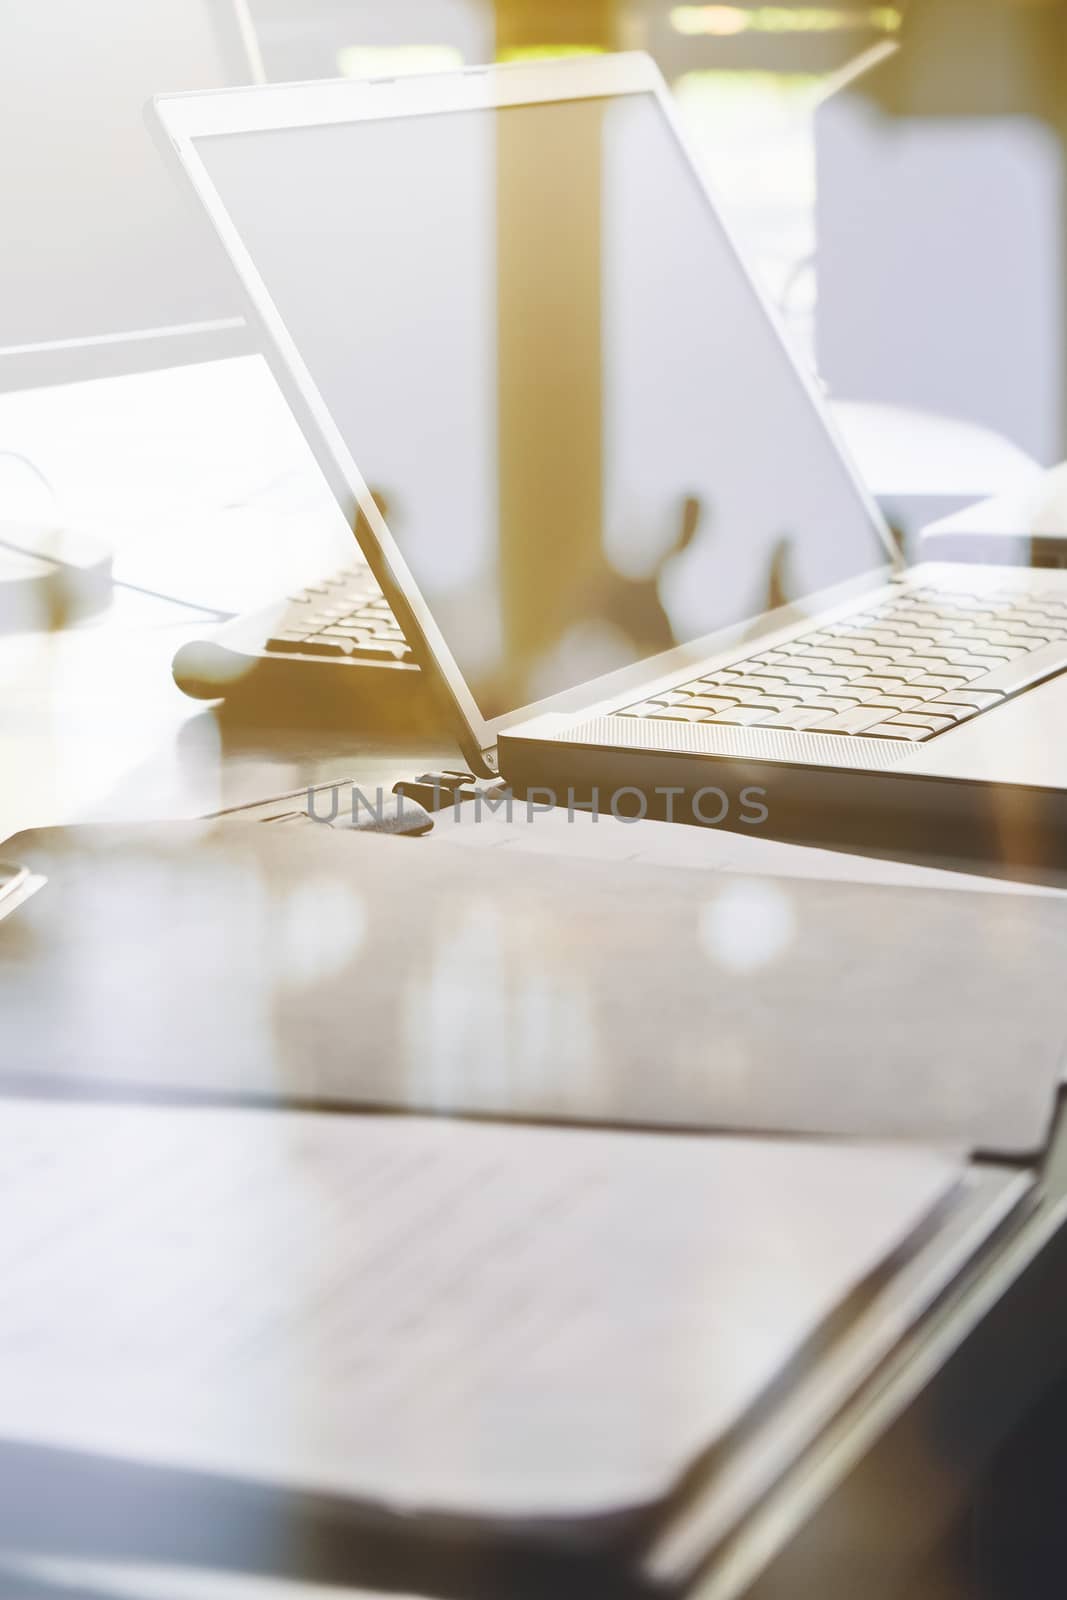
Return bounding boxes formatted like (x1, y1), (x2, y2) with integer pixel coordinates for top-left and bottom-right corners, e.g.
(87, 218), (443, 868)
(0, 1558), (396, 1600)
(0, 1102), (962, 1527)
(439, 797), (1067, 895)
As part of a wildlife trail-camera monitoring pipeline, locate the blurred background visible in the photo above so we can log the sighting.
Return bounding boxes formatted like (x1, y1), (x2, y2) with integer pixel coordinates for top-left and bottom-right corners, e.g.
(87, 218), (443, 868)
(5, 0), (1067, 458)
(3, 0), (1066, 836)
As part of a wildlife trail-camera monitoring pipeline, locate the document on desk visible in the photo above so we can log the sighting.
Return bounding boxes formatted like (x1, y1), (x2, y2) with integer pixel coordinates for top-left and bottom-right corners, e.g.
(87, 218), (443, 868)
(3, 821), (1067, 1155)
(442, 796), (1067, 893)
(0, 1102), (974, 1536)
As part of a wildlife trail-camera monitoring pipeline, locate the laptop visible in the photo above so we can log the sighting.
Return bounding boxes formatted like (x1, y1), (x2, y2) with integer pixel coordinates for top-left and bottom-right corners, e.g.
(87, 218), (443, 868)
(153, 54), (1067, 859)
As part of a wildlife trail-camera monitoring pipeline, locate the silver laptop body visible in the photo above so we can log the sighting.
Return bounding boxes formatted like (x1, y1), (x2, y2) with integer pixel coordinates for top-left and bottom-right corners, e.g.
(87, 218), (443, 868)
(153, 54), (1067, 860)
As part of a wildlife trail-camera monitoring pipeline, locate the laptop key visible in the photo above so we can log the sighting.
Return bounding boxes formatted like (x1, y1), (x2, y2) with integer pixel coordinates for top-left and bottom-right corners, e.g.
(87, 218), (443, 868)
(788, 673), (861, 695)
(695, 680), (748, 699)
(720, 673), (799, 695)
(318, 625), (373, 642)
(760, 640), (817, 657)
(963, 640), (1034, 661)
(924, 688), (1002, 710)
(704, 705), (780, 726)
(740, 664), (803, 684)
(619, 701), (676, 717)
(752, 662), (843, 684)
(809, 704), (913, 734)
(864, 694), (925, 713)
(855, 680), (937, 701)
(881, 712), (958, 735)
(743, 694), (807, 714)
(839, 629), (918, 650)
(858, 722), (941, 742)
(845, 672), (915, 694)
(940, 648), (1016, 668)
(916, 630), (975, 648)
(648, 691), (703, 707)
(958, 639), (1067, 695)
(745, 651), (797, 667)
(757, 706), (847, 730)
(907, 667), (983, 686)
(685, 694), (753, 714)
(800, 647), (894, 668)
(266, 632), (315, 651)
(644, 708), (711, 722)
(787, 675), (835, 692)
(805, 662), (875, 683)
(989, 625), (1055, 646)
(897, 649), (955, 667)
(878, 630), (938, 649)
(822, 651), (900, 672)
(918, 700), (984, 724)
(862, 663), (929, 683)
(809, 631), (885, 651)
(793, 630), (837, 647)
(791, 694), (864, 714)
(891, 604), (944, 621)
(277, 636), (352, 656)
(767, 656), (844, 675)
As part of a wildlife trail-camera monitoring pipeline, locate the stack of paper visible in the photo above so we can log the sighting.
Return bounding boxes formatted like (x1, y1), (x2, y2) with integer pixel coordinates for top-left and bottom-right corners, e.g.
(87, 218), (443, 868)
(0, 1103), (964, 1538)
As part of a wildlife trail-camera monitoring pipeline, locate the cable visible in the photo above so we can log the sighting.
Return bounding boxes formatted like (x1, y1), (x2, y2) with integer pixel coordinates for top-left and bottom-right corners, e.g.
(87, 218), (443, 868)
(0, 448), (60, 511)
(107, 579), (235, 620)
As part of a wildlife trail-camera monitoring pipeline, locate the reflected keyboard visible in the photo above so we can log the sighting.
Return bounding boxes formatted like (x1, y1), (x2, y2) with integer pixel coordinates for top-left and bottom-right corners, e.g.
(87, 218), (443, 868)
(266, 562), (412, 661)
(171, 559), (422, 714)
(616, 586), (1067, 742)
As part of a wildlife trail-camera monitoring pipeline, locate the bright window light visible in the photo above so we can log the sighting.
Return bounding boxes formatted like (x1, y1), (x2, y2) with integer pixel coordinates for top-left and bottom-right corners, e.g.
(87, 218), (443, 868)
(675, 5), (748, 33)
(337, 45), (465, 78)
(496, 45), (606, 63)
(671, 6), (902, 35)
(673, 70), (822, 347)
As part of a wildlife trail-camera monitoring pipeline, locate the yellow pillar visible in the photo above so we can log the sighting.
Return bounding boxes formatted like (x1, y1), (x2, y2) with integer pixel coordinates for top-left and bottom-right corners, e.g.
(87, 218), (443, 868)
(493, 0), (618, 676)
(493, 0), (618, 56)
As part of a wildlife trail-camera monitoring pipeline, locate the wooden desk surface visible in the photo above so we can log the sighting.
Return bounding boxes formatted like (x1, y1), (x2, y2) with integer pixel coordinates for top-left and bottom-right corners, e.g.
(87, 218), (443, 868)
(3, 362), (1067, 1600)
(0, 358), (458, 844)
(6, 578), (1066, 1600)
(0, 587), (456, 841)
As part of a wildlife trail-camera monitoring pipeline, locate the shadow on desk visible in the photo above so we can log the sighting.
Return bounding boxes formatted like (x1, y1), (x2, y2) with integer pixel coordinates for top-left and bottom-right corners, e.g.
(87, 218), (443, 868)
(177, 702), (449, 775)
(98, 704), (460, 834)
(175, 642), (441, 737)
(0, 1440), (647, 1600)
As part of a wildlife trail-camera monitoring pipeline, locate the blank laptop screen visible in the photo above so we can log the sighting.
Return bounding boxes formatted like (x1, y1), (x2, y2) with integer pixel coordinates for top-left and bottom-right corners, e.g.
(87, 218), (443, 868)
(195, 91), (890, 720)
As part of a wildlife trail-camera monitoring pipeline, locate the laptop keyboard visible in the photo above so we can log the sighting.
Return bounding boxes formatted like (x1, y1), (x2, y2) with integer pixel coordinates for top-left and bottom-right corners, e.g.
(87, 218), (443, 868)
(616, 585), (1067, 742)
(265, 563), (413, 662)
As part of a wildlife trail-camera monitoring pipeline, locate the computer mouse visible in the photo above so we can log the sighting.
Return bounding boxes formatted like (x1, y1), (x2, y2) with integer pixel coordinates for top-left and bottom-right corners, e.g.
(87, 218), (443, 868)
(341, 791), (434, 837)
(208, 783), (435, 836)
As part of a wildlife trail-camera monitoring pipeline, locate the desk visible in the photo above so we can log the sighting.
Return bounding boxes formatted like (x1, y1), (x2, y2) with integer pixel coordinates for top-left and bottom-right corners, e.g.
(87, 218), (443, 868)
(0, 355), (1042, 845)
(0, 357), (459, 844)
(3, 362), (1067, 1600)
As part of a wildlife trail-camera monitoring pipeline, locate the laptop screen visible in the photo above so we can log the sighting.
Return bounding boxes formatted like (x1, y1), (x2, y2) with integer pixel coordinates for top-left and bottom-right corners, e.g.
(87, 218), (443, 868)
(195, 90), (890, 721)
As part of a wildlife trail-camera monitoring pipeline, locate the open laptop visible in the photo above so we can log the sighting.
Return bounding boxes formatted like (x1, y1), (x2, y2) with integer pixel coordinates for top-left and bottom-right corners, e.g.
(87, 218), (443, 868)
(153, 54), (1067, 859)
